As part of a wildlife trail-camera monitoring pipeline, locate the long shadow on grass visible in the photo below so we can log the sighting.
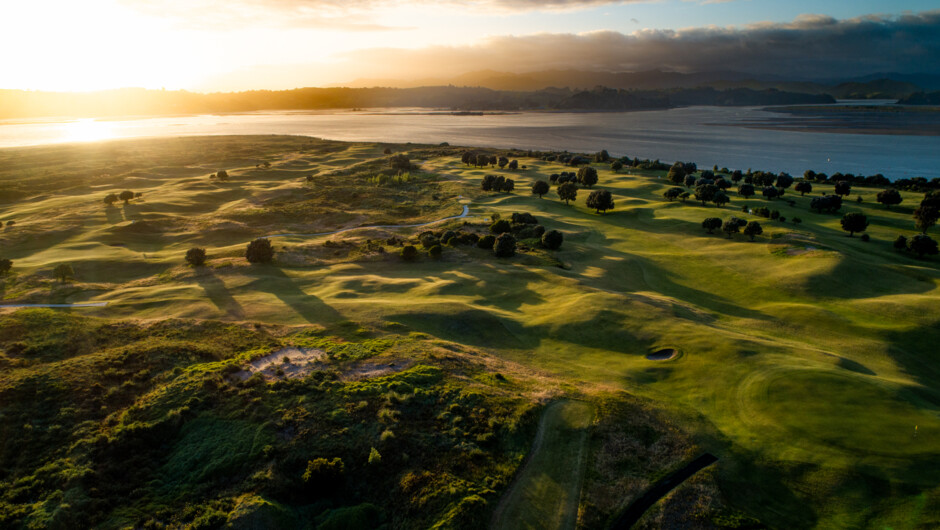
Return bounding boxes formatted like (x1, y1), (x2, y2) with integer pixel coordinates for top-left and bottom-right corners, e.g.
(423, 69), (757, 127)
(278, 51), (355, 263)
(195, 269), (246, 319)
(244, 265), (344, 324)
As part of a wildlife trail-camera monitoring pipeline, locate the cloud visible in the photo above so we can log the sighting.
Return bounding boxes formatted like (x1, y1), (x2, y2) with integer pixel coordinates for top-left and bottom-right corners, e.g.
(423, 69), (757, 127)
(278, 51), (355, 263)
(121, 0), (640, 26)
(327, 10), (940, 81)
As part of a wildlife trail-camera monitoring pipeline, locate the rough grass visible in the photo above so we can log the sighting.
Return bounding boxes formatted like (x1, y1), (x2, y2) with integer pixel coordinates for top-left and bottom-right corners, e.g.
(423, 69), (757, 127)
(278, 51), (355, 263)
(2, 136), (940, 527)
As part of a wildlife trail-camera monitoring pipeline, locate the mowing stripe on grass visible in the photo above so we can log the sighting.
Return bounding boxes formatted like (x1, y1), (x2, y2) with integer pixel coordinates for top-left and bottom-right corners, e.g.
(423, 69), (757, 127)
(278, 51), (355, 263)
(492, 400), (595, 530)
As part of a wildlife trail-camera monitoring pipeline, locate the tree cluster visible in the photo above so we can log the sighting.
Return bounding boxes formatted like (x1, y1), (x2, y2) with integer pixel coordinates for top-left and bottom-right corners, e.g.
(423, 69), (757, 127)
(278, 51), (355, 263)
(481, 175), (515, 193)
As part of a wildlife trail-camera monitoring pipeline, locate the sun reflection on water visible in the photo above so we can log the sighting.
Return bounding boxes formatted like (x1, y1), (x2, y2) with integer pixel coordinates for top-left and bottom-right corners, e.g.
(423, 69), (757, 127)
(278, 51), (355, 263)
(60, 119), (116, 143)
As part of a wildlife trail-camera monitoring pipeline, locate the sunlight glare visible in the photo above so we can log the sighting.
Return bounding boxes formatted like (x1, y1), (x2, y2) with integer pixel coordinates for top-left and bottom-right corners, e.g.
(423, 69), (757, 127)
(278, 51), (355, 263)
(60, 119), (116, 143)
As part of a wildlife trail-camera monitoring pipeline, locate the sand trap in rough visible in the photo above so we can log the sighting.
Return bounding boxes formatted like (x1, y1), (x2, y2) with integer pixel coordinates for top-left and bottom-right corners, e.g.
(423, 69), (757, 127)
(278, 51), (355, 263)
(236, 347), (326, 380)
(646, 348), (679, 361)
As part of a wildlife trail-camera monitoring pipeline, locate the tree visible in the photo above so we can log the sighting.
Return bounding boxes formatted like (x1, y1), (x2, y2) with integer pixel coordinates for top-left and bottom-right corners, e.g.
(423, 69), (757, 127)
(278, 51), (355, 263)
(389, 154), (411, 174)
(497, 156), (509, 169)
(876, 189), (903, 209)
(611, 160), (624, 172)
(490, 219), (512, 234)
(811, 195), (843, 213)
(684, 174), (697, 188)
(722, 219), (740, 239)
(775, 173), (794, 190)
(743, 221), (763, 241)
(893, 235), (908, 252)
(713, 191), (730, 208)
(667, 164), (686, 185)
(586, 190), (614, 214)
(401, 245), (418, 261)
(508, 160), (518, 170)
(714, 178), (731, 190)
(103, 193), (119, 206)
(803, 169), (816, 181)
(908, 234), (939, 258)
(762, 186), (779, 200)
(185, 247), (207, 267)
(702, 217), (722, 234)
(794, 181), (812, 196)
(246, 238), (274, 263)
(0, 258), (11, 275)
(53, 263), (74, 283)
(477, 235), (496, 249)
(501, 178), (515, 193)
(577, 166), (598, 188)
(542, 230), (563, 250)
(558, 182), (578, 205)
(731, 170), (744, 183)
(737, 184), (755, 199)
(679, 192), (690, 202)
(216, 170), (229, 181)
(664, 187), (683, 201)
(384, 147), (393, 155)
(531, 180), (550, 198)
(840, 212), (869, 237)
(914, 206), (939, 233)
(834, 181), (851, 197)
(594, 150), (610, 163)
(494, 233), (516, 257)
(694, 183), (718, 206)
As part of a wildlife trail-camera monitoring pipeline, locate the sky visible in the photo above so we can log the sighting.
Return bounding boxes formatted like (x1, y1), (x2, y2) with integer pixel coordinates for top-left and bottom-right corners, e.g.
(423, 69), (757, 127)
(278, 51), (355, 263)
(1, 0), (938, 92)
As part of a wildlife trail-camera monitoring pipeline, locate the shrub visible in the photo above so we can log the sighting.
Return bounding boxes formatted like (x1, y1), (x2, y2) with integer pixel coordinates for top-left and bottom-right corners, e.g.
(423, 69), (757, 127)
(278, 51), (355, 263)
(511, 212), (538, 225)
(185, 247), (207, 267)
(893, 235), (908, 252)
(792, 217), (802, 224)
(477, 235), (496, 249)
(494, 233), (516, 257)
(368, 447), (382, 465)
(541, 230), (563, 250)
(514, 224), (545, 240)
(0, 258), (11, 275)
(419, 231), (439, 248)
(441, 230), (457, 245)
(459, 232), (480, 245)
(217, 169), (229, 181)
(246, 238), (274, 263)
(428, 245), (442, 259)
(490, 219), (512, 234)
(860, 233), (871, 242)
(400, 245), (418, 261)
(303, 457), (345, 487)
(389, 154), (411, 174)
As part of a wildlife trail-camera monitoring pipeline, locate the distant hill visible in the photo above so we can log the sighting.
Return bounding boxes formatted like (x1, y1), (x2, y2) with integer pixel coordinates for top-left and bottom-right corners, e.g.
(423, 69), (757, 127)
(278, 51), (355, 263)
(342, 70), (930, 99)
(0, 85), (834, 120)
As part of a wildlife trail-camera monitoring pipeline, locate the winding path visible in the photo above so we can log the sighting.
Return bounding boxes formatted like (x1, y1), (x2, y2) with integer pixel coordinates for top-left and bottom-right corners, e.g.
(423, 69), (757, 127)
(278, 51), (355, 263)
(609, 453), (719, 530)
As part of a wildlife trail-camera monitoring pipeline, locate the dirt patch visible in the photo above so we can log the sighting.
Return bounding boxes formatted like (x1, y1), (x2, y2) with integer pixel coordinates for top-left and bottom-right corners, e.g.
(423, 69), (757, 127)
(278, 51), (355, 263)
(785, 245), (818, 256)
(646, 348), (679, 361)
(340, 359), (414, 381)
(235, 346), (326, 381)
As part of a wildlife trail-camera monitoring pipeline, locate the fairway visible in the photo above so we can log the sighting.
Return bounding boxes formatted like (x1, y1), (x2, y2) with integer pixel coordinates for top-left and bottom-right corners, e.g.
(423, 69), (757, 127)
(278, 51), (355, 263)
(492, 400), (595, 530)
(2, 136), (940, 527)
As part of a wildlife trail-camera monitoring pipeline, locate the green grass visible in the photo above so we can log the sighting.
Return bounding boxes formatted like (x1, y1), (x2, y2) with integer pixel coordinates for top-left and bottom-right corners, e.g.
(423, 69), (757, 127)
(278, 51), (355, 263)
(2, 136), (940, 527)
(492, 400), (594, 530)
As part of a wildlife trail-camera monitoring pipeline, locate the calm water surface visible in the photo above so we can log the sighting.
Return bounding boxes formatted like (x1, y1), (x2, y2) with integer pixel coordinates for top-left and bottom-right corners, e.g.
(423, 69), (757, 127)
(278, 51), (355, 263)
(1, 107), (938, 180)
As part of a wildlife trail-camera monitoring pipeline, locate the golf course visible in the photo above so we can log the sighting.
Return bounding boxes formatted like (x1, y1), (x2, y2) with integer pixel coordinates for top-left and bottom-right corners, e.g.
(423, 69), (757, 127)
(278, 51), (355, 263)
(1, 135), (939, 528)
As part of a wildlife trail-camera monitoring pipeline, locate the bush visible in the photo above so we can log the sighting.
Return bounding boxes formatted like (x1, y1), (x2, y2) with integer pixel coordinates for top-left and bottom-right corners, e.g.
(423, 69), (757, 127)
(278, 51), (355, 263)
(428, 245), (442, 259)
(368, 447), (382, 465)
(303, 457), (345, 487)
(217, 169), (229, 181)
(541, 230), (563, 250)
(514, 224), (545, 240)
(511, 212), (538, 225)
(477, 235), (496, 249)
(0, 258), (11, 275)
(400, 245), (418, 261)
(893, 235), (908, 252)
(419, 231), (439, 248)
(185, 247), (207, 267)
(702, 217), (722, 234)
(860, 233), (871, 242)
(908, 234), (939, 258)
(246, 238), (274, 263)
(441, 230), (457, 245)
(490, 219), (512, 234)
(494, 233), (516, 257)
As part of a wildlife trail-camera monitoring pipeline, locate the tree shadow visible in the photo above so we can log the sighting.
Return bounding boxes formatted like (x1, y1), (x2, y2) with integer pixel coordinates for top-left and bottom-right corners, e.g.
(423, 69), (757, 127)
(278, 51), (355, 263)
(105, 205), (124, 224)
(194, 268), (246, 319)
(244, 265), (344, 325)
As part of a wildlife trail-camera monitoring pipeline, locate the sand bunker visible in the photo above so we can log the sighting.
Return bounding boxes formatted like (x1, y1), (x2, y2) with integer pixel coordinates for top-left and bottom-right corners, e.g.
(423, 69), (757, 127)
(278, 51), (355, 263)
(646, 348), (679, 361)
(235, 346), (326, 381)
